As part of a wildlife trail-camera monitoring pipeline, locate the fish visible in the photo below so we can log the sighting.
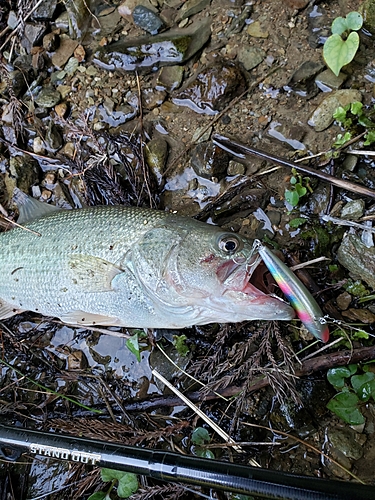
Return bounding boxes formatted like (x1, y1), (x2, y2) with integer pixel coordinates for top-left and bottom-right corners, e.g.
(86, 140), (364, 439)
(254, 240), (329, 342)
(0, 195), (295, 329)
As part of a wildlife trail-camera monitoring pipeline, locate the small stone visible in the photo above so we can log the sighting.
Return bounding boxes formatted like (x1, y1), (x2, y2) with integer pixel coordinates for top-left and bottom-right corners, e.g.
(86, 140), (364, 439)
(64, 57), (79, 76)
(132, 5), (163, 34)
(56, 84), (71, 99)
(157, 65), (184, 91)
(315, 68), (347, 91)
(145, 138), (168, 185)
(74, 44), (86, 62)
(23, 23), (46, 48)
(142, 88), (166, 110)
(340, 199), (365, 220)
(43, 32), (60, 52)
(7, 11), (18, 29)
(247, 21), (269, 38)
(191, 142), (230, 180)
(32, 0), (58, 20)
(35, 87), (61, 108)
(336, 292), (352, 310)
(192, 126), (212, 143)
(338, 234), (375, 290)
(342, 154), (358, 172)
(237, 46), (266, 71)
(228, 160), (245, 176)
(55, 102), (68, 118)
(51, 36), (79, 69)
(308, 89), (363, 132)
(33, 136), (45, 155)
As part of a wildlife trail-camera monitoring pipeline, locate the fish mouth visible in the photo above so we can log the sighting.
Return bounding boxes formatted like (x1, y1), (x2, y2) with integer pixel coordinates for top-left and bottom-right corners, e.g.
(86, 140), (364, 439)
(216, 255), (295, 320)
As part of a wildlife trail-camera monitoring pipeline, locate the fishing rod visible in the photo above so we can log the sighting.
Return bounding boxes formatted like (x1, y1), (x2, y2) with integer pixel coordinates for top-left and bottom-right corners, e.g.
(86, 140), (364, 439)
(212, 133), (375, 200)
(0, 424), (373, 499)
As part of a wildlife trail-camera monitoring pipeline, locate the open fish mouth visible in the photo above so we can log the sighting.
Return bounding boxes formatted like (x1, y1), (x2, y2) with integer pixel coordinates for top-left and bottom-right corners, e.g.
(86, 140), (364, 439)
(218, 254), (276, 296)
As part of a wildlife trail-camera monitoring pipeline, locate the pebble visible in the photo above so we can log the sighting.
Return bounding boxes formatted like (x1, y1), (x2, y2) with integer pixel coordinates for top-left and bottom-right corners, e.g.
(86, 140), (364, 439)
(190, 142), (230, 180)
(237, 46), (266, 71)
(340, 199), (365, 220)
(247, 21), (269, 38)
(338, 234), (375, 290)
(33, 137), (45, 155)
(315, 68), (347, 92)
(51, 36), (79, 69)
(43, 32), (60, 52)
(157, 65), (184, 91)
(227, 161), (246, 176)
(308, 89), (363, 132)
(55, 102), (68, 118)
(132, 5), (163, 34)
(35, 87), (61, 108)
(336, 292), (352, 310)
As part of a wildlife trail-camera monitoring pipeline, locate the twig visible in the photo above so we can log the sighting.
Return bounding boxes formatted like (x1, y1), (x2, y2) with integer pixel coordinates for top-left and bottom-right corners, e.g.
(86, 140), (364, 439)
(213, 134), (375, 199)
(125, 345), (375, 411)
(321, 214), (375, 233)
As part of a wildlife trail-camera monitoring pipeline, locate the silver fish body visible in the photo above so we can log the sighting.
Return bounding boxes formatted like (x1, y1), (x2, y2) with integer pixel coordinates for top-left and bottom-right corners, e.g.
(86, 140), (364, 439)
(0, 205), (295, 328)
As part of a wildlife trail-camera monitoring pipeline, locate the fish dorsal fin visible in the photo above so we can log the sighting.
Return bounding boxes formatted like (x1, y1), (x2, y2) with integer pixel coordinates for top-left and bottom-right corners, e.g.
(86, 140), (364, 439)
(13, 188), (60, 224)
(0, 299), (25, 320)
(68, 255), (123, 293)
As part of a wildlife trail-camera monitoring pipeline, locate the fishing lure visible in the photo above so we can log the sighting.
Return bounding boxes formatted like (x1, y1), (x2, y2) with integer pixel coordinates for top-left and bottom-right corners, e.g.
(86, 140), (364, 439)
(254, 240), (329, 343)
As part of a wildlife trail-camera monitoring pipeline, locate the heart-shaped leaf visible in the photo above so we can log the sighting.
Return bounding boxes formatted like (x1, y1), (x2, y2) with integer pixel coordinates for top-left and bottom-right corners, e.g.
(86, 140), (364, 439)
(323, 32), (359, 76)
(331, 16), (348, 35)
(326, 392), (365, 425)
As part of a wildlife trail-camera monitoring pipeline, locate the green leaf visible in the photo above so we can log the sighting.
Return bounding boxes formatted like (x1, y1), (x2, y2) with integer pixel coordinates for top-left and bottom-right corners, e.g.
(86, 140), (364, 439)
(331, 16), (348, 35)
(346, 11), (363, 31)
(289, 217), (307, 228)
(290, 176), (297, 185)
(364, 130), (375, 146)
(126, 333), (141, 362)
(117, 473), (139, 498)
(326, 392), (365, 425)
(323, 32), (360, 76)
(333, 106), (348, 123)
(351, 372), (375, 393)
(295, 184), (307, 197)
(88, 493), (108, 500)
(195, 448), (215, 459)
(173, 334), (189, 357)
(352, 329), (369, 340)
(285, 189), (300, 206)
(327, 367), (352, 389)
(192, 427), (210, 445)
(358, 115), (374, 128)
(333, 132), (352, 148)
(355, 380), (375, 402)
(101, 468), (127, 482)
(350, 101), (363, 115)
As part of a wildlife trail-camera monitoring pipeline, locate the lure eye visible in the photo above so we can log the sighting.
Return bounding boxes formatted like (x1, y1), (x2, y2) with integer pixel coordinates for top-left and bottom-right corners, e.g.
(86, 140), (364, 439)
(218, 234), (242, 254)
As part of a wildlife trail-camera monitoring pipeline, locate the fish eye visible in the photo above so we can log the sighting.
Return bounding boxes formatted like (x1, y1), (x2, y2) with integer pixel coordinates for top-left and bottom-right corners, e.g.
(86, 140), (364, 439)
(218, 234), (242, 254)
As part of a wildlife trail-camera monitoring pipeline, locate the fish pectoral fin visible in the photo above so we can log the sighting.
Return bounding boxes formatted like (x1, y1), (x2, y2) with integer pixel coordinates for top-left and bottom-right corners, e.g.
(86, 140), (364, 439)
(59, 311), (125, 327)
(0, 299), (25, 320)
(68, 254), (123, 292)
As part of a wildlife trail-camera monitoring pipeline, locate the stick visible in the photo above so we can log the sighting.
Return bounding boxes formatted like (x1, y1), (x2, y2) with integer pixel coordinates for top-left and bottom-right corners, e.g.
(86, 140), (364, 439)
(213, 134), (375, 199)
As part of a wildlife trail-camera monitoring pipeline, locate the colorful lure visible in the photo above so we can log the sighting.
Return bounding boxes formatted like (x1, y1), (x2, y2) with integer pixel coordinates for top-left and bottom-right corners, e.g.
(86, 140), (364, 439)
(254, 241), (329, 343)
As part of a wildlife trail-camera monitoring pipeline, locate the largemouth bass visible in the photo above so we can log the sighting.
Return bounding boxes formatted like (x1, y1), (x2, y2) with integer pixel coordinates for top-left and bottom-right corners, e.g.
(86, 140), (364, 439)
(0, 201), (295, 328)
